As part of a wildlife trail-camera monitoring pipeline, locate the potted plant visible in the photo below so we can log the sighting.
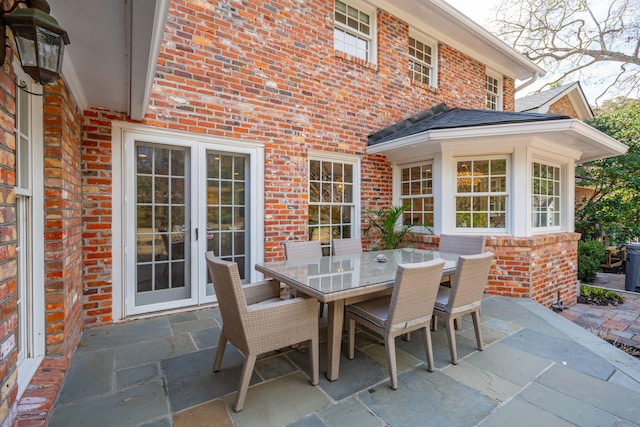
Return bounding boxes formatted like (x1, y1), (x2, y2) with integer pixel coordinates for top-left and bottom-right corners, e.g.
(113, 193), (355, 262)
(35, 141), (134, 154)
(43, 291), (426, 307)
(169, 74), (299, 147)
(364, 205), (420, 250)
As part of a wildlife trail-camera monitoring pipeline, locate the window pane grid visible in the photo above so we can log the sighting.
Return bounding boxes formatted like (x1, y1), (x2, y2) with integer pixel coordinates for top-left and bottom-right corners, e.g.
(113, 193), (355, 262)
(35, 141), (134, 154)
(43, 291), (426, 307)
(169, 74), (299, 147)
(456, 159), (507, 229)
(400, 164), (433, 227)
(408, 36), (433, 86)
(309, 159), (355, 254)
(486, 75), (500, 110)
(334, 0), (372, 61)
(532, 162), (561, 228)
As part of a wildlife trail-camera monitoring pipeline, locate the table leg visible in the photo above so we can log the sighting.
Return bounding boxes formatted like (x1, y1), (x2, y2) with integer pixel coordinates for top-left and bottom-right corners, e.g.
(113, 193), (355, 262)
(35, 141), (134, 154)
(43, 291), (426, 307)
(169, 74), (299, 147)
(326, 299), (345, 381)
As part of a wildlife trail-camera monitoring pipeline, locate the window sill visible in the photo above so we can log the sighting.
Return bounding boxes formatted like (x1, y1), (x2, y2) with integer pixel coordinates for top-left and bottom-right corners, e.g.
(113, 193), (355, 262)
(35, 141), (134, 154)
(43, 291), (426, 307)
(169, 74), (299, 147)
(410, 78), (437, 92)
(335, 50), (378, 71)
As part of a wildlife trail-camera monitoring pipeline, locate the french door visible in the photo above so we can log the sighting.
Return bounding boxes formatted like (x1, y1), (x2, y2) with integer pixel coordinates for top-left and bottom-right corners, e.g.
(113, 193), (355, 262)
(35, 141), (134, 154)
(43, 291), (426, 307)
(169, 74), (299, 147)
(122, 130), (262, 316)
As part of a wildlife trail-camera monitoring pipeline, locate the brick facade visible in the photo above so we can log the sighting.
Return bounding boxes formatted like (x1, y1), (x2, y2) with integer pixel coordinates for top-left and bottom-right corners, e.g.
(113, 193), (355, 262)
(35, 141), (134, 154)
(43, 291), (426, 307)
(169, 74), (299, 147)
(548, 95), (580, 118)
(0, 55), (19, 427)
(0, 1), (586, 425)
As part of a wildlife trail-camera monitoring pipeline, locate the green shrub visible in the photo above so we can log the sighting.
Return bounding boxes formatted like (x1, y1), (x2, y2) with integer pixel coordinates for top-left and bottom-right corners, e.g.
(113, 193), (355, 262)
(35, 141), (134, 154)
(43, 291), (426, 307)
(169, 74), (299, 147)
(577, 240), (606, 283)
(579, 284), (624, 305)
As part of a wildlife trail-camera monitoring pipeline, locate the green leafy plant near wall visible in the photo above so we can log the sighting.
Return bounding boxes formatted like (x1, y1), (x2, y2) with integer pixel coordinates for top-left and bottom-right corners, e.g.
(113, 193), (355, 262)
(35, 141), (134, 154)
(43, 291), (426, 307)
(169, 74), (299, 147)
(577, 240), (606, 283)
(364, 205), (418, 250)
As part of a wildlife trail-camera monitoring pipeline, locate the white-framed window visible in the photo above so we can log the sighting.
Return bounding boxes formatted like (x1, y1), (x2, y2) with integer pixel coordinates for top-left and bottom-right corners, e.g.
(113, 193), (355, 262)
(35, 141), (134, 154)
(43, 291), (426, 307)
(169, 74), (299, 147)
(486, 70), (502, 111)
(309, 154), (360, 255)
(455, 157), (508, 231)
(334, 0), (376, 63)
(399, 162), (433, 229)
(409, 32), (436, 87)
(532, 161), (562, 229)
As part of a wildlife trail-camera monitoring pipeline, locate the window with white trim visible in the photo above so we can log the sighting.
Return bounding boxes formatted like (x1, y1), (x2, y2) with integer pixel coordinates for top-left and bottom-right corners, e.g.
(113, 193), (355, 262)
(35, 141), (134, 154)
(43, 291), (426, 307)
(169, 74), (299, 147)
(455, 158), (508, 230)
(486, 72), (502, 111)
(399, 163), (433, 228)
(409, 34), (435, 87)
(532, 162), (561, 228)
(334, 0), (375, 62)
(309, 158), (357, 255)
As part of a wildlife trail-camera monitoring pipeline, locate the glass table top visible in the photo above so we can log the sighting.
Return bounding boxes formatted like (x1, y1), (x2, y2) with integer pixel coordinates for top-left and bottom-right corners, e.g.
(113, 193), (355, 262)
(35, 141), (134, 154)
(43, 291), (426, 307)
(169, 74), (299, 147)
(256, 248), (458, 295)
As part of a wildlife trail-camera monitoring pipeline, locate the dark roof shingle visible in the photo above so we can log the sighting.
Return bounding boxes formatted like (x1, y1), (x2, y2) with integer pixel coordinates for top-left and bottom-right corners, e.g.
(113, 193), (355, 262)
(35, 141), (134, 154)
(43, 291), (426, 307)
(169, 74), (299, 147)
(368, 103), (570, 145)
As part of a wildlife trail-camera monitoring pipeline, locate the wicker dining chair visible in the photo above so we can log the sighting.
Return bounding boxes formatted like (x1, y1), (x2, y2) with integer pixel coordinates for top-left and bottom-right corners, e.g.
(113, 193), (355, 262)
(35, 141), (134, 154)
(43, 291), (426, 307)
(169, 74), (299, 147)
(438, 234), (485, 286)
(432, 251), (494, 364)
(284, 240), (325, 315)
(332, 238), (363, 255)
(284, 240), (322, 260)
(345, 259), (445, 390)
(205, 252), (319, 412)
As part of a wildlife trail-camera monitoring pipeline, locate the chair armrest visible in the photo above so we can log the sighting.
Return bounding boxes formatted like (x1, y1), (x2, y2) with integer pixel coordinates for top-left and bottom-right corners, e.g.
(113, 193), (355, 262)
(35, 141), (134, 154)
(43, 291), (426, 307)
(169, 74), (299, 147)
(246, 296), (318, 330)
(243, 279), (281, 305)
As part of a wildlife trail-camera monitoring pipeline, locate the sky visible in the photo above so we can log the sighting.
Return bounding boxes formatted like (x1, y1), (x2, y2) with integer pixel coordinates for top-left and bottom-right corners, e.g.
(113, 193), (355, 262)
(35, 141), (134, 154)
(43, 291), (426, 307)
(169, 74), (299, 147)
(442, 0), (615, 106)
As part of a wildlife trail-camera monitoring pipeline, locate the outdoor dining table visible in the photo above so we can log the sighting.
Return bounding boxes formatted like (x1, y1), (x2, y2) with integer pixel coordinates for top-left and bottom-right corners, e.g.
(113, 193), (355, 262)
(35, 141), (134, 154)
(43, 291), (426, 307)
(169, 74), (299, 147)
(255, 248), (459, 381)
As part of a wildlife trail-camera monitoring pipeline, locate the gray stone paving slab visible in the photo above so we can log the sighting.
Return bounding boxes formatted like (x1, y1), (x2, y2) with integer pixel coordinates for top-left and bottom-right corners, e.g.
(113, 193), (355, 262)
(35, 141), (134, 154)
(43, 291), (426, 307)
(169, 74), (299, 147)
(478, 397), (576, 427)
(610, 369), (640, 394)
(286, 413), (327, 427)
(481, 297), (568, 339)
(48, 379), (169, 427)
(319, 397), (385, 427)
(225, 372), (331, 427)
(167, 312), (198, 324)
(515, 298), (640, 383)
(463, 342), (552, 386)
(255, 353), (298, 380)
(115, 333), (197, 369)
(519, 382), (618, 427)
(501, 327), (616, 380)
(115, 362), (161, 390)
(395, 325), (479, 368)
(358, 368), (496, 427)
(536, 364), (640, 423)
(57, 348), (115, 405)
(441, 361), (520, 402)
(140, 416), (172, 427)
(190, 326), (221, 350)
(170, 317), (217, 335)
(161, 345), (260, 412)
(287, 342), (389, 401)
(77, 317), (172, 352)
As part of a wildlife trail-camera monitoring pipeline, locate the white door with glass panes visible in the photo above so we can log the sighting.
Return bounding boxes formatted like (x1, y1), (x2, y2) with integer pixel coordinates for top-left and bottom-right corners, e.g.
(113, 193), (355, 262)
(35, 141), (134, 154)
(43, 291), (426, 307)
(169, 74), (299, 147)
(122, 131), (262, 316)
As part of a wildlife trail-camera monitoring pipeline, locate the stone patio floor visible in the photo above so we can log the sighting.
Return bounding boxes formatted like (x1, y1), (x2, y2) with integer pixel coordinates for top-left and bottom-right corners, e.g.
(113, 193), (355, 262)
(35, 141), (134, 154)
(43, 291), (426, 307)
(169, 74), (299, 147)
(17, 294), (640, 427)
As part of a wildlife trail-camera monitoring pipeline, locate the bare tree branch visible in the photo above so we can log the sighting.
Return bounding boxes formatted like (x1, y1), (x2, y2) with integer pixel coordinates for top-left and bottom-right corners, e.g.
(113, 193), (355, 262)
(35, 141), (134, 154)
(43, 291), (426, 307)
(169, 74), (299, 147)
(494, 0), (640, 104)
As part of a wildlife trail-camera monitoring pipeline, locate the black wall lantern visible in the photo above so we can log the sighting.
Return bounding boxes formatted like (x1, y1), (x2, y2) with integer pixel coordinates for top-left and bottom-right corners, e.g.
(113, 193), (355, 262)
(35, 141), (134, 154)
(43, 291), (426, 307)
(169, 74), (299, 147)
(0, 0), (69, 84)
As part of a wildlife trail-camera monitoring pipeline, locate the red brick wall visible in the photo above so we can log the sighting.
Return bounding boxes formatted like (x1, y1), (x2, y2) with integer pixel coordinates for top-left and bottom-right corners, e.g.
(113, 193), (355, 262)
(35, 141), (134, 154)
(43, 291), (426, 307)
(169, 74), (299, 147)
(0, 56), (19, 427)
(412, 233), (580, 307)
(142, 0), (513, 262)
(81, 109), (127, 328)
(548, 95), (579, 118)
(42, 82), (84, 357)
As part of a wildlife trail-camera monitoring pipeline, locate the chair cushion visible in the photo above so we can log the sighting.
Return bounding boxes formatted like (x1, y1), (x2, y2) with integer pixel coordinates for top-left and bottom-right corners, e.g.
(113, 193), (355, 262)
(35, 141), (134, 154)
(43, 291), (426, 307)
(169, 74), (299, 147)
(250, 297), (285, 306)
(434, 286), (451, 311)
(347, 296), (391, 327)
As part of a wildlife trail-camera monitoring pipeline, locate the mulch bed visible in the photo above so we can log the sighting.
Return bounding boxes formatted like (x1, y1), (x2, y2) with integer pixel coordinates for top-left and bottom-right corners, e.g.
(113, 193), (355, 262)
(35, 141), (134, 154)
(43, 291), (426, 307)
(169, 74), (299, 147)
(577, 295), (624, 306)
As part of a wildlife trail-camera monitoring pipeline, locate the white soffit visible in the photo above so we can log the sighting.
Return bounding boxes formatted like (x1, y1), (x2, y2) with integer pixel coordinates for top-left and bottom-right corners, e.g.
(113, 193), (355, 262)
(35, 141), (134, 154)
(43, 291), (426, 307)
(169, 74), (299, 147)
(50, 0), (169, 119)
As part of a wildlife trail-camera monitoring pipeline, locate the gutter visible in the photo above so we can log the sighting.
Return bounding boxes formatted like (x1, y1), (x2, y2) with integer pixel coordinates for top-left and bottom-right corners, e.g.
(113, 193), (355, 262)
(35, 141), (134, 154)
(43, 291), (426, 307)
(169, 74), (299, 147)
(515, 72), (539, 93)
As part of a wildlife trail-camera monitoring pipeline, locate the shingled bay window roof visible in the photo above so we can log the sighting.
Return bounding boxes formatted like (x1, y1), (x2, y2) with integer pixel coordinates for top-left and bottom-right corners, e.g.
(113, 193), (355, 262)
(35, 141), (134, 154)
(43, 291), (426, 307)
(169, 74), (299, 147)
(366, 103), (627, 164)
(368, 103), (570, 145)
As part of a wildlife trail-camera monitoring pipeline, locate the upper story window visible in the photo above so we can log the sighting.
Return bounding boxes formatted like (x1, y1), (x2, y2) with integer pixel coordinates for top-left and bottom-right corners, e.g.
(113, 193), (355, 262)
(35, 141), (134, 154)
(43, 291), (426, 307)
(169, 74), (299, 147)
(486, 71), (502, 110)
(399, 162), (434, 229)
(408, 33), (436, 87)
(455, 158), (508, 231)
(309, 156), (359, 255)
(334, 0), (376, 63)
(532, 162), (562, 229)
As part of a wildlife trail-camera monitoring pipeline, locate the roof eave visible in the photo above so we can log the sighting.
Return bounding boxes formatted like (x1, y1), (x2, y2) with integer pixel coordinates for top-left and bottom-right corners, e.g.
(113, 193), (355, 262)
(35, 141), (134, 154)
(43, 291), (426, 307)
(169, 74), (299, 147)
(371, 0), (545, 80)
(366, 120), (628, 163)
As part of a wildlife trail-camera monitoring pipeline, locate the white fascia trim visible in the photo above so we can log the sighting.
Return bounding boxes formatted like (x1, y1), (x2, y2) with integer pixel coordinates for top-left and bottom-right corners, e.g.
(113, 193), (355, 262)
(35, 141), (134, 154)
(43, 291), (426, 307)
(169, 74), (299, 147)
(367, 119), (628, 158)
(371, 0), (545, 80)
(130, 0), (170, 121)
(61, 54), (88, 112)
(111, 121), (266, 149)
